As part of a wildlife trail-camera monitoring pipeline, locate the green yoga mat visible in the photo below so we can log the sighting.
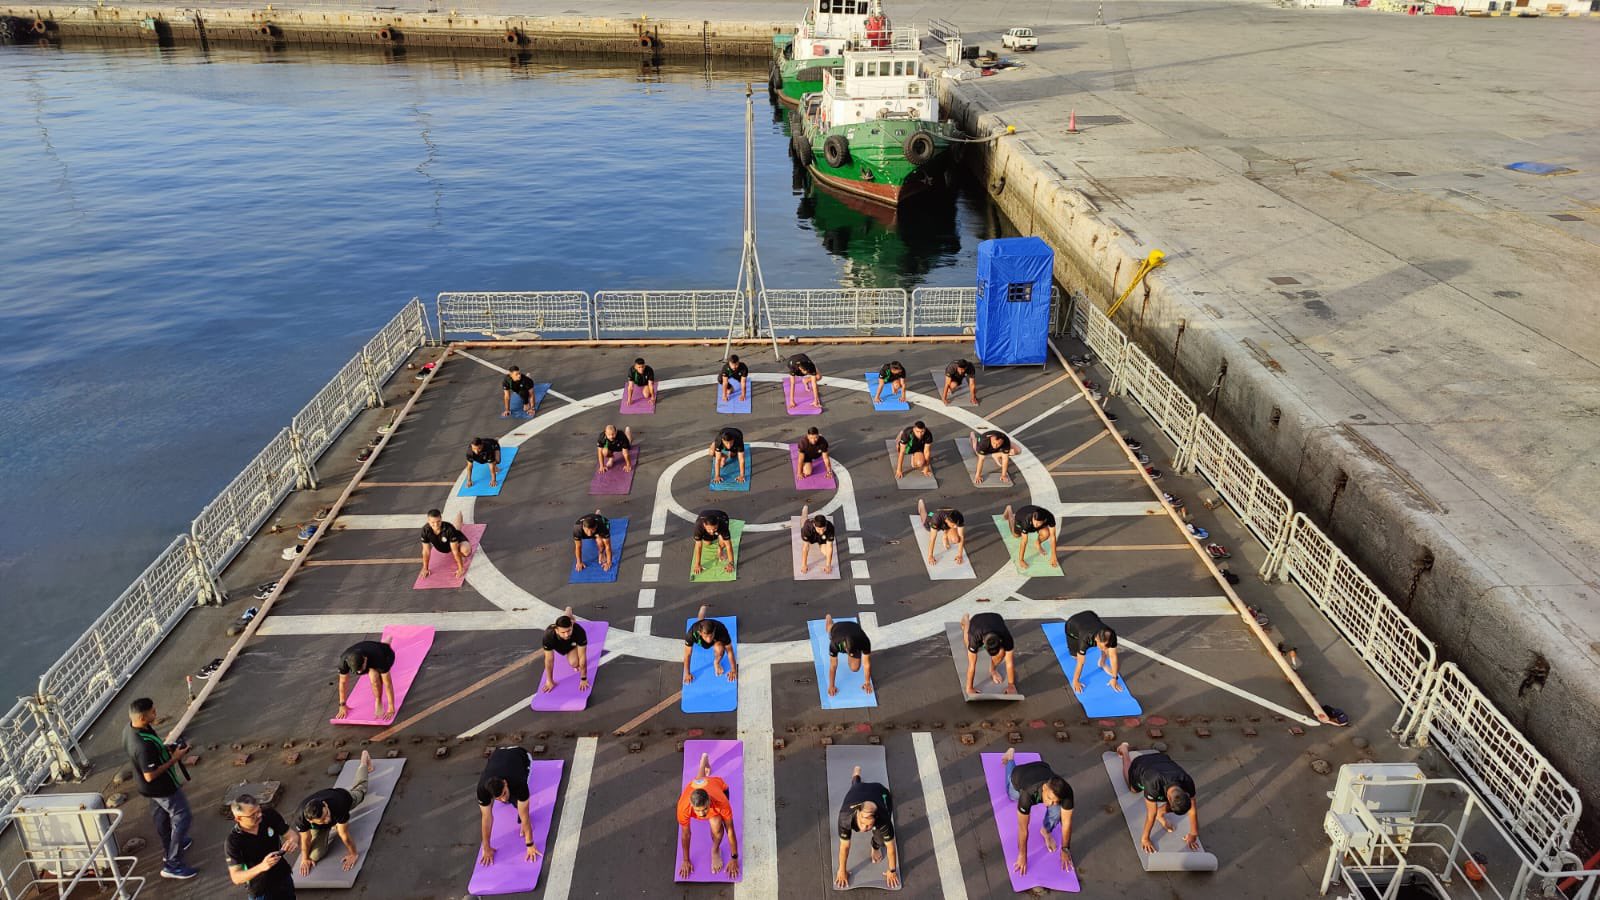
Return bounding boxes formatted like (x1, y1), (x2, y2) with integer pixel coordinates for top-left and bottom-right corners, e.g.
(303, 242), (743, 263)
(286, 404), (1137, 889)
(991, 515), (1063, 577)
(689, 519), (745, 583)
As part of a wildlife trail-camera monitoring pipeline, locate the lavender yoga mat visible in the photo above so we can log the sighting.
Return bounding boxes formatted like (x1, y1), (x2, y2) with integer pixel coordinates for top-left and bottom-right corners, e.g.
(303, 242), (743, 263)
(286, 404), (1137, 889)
(716, 383), (753, 414)
(980, 752), (1082, 893)
(786, 376), (823, 414)
(531, 621), (609, 712)
(466, 759), (564, 895)
(675, 740), (744, 883)
(413, 524), (488, 589)
(619, 384), (657, 414)
(331, 625), (436, 726)
(589, 447), (639, 495)
(790, 443), (836, 491)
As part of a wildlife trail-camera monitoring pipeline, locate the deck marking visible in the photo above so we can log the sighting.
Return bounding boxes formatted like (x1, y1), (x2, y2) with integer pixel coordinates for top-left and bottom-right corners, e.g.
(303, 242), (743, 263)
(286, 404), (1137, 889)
(547, 388), (579, 404)
(612, 690), (684, 737)
(1053, 468), (1141, 477)
(634, 614), (652, 635)
(986, 372), (1075, 419)
(858, 611), (879, 631)
(1011, 393), (1085, 438)
(855, 585), (875, 606)
(303, 557), (414, 567)
(637, 588), (656, 609)
(1059, 501), (1161, 517)
(369, 651), (540, 742)
(331, 514), (424, 530)
(649, 440), (860, 534)
(357, 480), (455, 488)
(641, 563), (660, 583)
(913, 732), (970, 900)
(454, 349), (509, 374)
(1118, 637), (1320, 726)
(847, 537), (865, 555)
(646, 540), (663, 558)
(1060, 543), (1191, 552)
(735, 657), (778, 900)
(1046, 431), (1113, 469)
(457, 655), (619, 740)
(850, 560), (870, 581)
(542, 736), (597, 900)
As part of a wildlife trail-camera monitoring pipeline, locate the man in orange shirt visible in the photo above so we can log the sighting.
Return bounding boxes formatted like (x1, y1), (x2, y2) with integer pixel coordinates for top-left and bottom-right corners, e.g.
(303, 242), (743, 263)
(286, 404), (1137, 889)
(676, 752), (741, 880)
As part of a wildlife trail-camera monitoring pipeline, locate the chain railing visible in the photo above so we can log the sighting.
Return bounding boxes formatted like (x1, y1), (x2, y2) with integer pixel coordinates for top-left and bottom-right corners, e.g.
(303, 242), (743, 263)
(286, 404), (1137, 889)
(1188, 414), (1293, 569)
(437, 291), (593, 339)
(760, 289), (906, 337)
(593, 290), (742, 337)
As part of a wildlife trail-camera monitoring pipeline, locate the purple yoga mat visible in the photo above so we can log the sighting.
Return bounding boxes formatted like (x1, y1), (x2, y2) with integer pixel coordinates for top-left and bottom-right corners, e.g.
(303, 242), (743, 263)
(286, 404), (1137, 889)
(785, 376), (823, 415)
(466, 759), (564, 895)
(789, 444), (836, 490)
(589, 447), (639, 495)
(675, 740), (744, 883)
(331, 625), (436, 726)
(530, 621), (608, 711)
(980, 753), (1082, 893)
(619, 384), (656, 414)
(413, 524), (487, 589)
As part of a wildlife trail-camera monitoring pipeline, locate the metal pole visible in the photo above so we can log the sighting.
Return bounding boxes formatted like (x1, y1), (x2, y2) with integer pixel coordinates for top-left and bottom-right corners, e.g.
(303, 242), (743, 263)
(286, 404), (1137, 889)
(745, 83), (757, 339)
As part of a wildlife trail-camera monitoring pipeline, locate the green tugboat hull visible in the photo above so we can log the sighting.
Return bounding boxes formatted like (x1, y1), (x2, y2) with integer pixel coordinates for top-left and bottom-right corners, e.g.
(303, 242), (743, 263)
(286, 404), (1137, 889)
(770, 57), (840, 108)
(795, 118), (957, 207)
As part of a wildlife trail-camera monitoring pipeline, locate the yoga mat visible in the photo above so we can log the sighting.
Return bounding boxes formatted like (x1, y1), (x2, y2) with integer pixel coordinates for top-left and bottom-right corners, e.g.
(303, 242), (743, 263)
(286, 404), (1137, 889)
(946, 622), (1025, 702)
(786, 376), (823, 415)
(791, 517), (841, 581)
(332, 625), (437, 726)
(1042, 624), (1143, 717)
(675, 740), (744, 883)
(569, 517), (629, 584)
(466, 759), (565, 894)
(459, 446), (520, 497)
(681, 617), (739, 713)
(291, 757), (406, 888)
(503, 383), (551, 419)
(909, 516), (975, 581)
(827, 745), (900, 891)
(1101, 751), (1217, 872)
(884, 439), (937, 491)
(709, 453), (752, 492)
(413, 524), (488, 590)
(928, 368), (977, 405)
(690, 520), (744, 583)
(619, 384), (656, 414)
(716, 383), (752, 414)
(980, 753), (1082, 892)
(589, 447), (639, 496)
(992, 515), (1063, 577)
(956, 438), (1010, 488)
(531, 621), (609, 712)
(864, 372), (910, 411)
(791, 444), (837, 491)
(808, 618), (875, 709)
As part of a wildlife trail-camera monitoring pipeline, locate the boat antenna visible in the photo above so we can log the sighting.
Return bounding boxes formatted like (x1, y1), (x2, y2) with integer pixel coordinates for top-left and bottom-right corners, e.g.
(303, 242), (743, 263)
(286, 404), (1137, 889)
(727, 83), (781, 361)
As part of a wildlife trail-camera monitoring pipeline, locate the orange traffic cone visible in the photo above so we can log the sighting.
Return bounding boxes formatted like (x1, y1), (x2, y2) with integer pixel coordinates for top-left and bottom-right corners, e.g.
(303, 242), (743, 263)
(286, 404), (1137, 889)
(1067, 110), (1079, 134)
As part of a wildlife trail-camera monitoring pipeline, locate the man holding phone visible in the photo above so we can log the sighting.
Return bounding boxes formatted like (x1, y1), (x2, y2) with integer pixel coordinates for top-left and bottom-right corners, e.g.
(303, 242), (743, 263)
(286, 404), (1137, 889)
(226, 794), (297, 899)
(123, 697), (197, 880)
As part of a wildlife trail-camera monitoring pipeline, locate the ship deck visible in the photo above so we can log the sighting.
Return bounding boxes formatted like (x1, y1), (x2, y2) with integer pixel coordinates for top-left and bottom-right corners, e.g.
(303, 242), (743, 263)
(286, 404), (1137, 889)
(10, 339), (1430, 899)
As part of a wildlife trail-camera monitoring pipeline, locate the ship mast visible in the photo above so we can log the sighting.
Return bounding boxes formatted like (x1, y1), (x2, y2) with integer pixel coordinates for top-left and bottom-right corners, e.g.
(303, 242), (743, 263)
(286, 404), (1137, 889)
(727, 83), (781, 360)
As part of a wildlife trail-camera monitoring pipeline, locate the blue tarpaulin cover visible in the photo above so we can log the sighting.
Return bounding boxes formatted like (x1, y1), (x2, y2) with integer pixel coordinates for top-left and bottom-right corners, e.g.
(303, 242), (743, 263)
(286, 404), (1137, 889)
(975, 237), (1054, 366)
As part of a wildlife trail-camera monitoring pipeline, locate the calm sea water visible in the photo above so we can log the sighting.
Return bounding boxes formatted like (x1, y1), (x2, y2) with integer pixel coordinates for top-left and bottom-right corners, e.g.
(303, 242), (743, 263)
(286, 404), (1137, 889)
(0, 42), (1004, 698)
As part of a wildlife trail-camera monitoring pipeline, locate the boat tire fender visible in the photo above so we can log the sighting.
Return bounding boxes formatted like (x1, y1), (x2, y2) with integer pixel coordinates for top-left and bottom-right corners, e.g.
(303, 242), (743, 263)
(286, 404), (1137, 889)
(823, 135), (850, 168)
(904, 130), (936, 166)
(769, 66), (782, 93)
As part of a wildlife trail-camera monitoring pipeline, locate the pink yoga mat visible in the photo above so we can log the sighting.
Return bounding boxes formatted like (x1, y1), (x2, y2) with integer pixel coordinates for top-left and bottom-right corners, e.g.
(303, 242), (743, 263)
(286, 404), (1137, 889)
(785, 376), (823, 415)
(619, 384), (656, 414)
(330, 625), (436, 726)
(589, 448), (639, 495)
(466, 759), (564, 895)
(530, 621), (608, 712)
(789, 444), (836, 490)
(413, 524), (487, 589)
(675, 740), (744, 883)
(980, 753), (1082, 893)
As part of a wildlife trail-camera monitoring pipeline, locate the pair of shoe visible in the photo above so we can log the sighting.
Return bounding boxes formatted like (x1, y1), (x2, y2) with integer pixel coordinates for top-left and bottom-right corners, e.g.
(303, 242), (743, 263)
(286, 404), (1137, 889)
(1162, 493), (1185, 509)
(162, 845), (197, 879)
(1206, 543), (1231, 560)
(1144, 466), (1162, 480)
(1135, 452), (1152, 465)
(1185, 523), (1210, 540)
(253, 581), (277, 600)
(1122, 437), (1143, 451)
(196, 658), (223, 680)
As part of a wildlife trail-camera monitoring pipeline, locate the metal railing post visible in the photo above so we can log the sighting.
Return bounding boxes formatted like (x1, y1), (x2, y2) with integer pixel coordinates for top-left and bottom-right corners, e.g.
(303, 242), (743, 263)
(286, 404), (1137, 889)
(359, 349), (386, 410)
(24, 695), (86, 782)
(182, 532), (223, 606)
(286, 428), (319, 491)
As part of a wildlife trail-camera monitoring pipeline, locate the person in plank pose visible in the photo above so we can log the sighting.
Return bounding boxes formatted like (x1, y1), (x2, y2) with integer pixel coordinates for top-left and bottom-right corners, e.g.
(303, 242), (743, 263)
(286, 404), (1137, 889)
(571, 510), (613, 573)
(625, 357), (657, 407)
(691, 509), (735, 576)
(834, 764), (899, 889)
(972, 429), (1020, 485)
(941, 358), (978, 405)
(918, 498), (966, 566)
(1001, 747), (1075, 876)
(894, 421), (935, 480)
(683, 606), (737, 683)
(786, 352), (821, 408)
(540, 607), (590, 694)
(962, 612), (1017, 696)
(800, 513), (837, 574)
(676, 751), (742, 880)
(873, 360), (908, 405)
(476, 747), (544, 867)
(1065, 610), (1123, 695)
(595, 424), (633, 474)
(795, 427), (834, 481)
(420, 508), (473, 579)
(335, 639), (396, 721)
(1116, 742), (1201, 852)
(708, 427), (747, 485)
(462, 437), (502, 489)
(1003, 503), (1060, 571)
(292, 750), (373, 874)
(501, 366), (536, 418)
(823, 614), (874, 696)
(719, 354), (750, 402)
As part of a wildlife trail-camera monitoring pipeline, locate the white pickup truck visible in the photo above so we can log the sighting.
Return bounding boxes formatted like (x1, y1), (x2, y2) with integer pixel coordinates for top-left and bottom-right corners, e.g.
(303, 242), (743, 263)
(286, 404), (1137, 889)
(1001, 27), (1038, 50)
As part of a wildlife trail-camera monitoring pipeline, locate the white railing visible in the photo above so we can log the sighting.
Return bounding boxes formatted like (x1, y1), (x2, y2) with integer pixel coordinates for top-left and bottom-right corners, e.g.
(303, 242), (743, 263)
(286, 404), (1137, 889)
(0, 703), (56, 826)
(363, 298), (428, 381)
(1118, 341), (1198, 450)
(291, 353), (372, 467)
(909, 286), (975, 335)
(760, 288), (906, 336)
(437, 291), (593, 339)
(1077, 299), (1129, 391)
(593, 290), (742, 337)
(1188, 414), (1293, 565)
(189, 428), (301, 576)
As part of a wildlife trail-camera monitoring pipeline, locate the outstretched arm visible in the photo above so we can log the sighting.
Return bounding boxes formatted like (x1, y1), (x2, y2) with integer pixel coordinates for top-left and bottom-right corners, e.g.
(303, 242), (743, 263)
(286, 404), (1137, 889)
(1185, 804), (1201, 850)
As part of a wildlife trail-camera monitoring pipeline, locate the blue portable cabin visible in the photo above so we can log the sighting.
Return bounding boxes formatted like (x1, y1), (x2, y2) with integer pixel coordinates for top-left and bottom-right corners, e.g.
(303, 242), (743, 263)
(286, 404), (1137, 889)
(974, 237), (1054, 368)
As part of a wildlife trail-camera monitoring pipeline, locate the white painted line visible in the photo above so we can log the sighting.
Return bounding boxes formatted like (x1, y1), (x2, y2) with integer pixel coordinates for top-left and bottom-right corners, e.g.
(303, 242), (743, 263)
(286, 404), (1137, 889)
(456, 655), (619, 741)
(850, 560), (870, 581)
(1118, 637), (1321, 727)
(547, 388), (578, 404)
(331, 514), (422, 530)
(847, 537), (865, 555)
(646, 540), (663, 559)
(649, 440), (861, 534)
(453, 349), (509, 374)
(855, 585), (875, 606)
(1010, 393), (1083, 438)
(637, 588), (656, 609)
(857, 611), (879, 632)
(735, 658), (778, 900)
(1059, 501), (1162, 517)
(912, 732), (969, 900)
(634, 615), (652, 635)
(258, 612), (545, 635)
(640, 563), (660, 583)
(542, 736), (597, 900)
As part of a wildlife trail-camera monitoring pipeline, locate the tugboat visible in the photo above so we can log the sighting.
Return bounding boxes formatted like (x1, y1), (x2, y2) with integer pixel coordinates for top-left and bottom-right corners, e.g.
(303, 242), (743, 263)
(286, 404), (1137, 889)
(769, 0), (892, 109)
(791, 39), (959, 207)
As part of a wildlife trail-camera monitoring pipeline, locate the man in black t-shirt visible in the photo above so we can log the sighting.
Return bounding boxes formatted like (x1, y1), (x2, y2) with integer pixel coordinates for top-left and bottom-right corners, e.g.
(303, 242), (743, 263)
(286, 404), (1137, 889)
(873, 360), (908, 405)
(226, 794), (294, 898)
(683, 606), (737, 683)
(719, 354), (750, 402)
(595, 424), (633, 474)
(823, 614), (874, 696)
(691, 509), (735, 575)
(419, 508), (472, 579)
(336, 639), (397, 721)
(799, 514), (837, 575)
(795, 427), (833, 481)
(572, 511), (613, 573)
(476, 747), (543, 867)
(541, 607), (591, 694)
(626, 357), (657, 406)
(501, 365), (536, 418)
(941, 359), (978, 405)
(123, 697), (197, 880)
(834, 766), (899, 889)
(462, 437), (503, 488)
(894, 421), (935, 480)
(973, 429), (1019, 484)
(962, 612), (1017, 696)
(1004, 503), (1059, 570)
(1001, 747), (1075, 876)
(1064, 610), (1123, 695)
(1118, 742), (1201, 852)
(786, 352), (821, 408)
(708, 427), (747, 485)
(917, 498), (966, 566)
(291, 750), (372, 874)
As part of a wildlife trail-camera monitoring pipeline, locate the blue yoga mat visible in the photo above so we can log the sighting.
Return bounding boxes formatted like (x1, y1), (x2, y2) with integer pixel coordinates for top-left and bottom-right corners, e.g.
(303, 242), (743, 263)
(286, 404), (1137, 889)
(716, 385), (752, 414)
(682, 616), (738, 713)
(1042, 622), (1143, 717)
(864, 372), (911, 411)
(458, 445), (519, 497)
(504, 383), (551, 419)
(569, 517), (628, 584)
(807, 619), (877, 710)
(709, 454), (751, 492)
